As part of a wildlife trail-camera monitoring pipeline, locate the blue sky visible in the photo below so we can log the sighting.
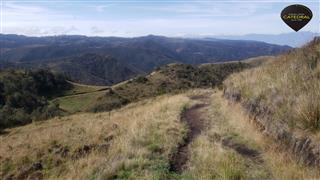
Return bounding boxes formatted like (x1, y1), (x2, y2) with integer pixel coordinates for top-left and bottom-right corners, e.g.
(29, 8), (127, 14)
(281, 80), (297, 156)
(1, 0), (319, 37)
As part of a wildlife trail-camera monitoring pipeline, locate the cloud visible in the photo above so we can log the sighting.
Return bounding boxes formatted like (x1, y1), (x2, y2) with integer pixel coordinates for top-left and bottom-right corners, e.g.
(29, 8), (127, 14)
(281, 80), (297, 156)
(91, 26), (104, 34)
(95, 5), (109, 12)
(130, 2), (267, 17)
(2, 1), (319, 36)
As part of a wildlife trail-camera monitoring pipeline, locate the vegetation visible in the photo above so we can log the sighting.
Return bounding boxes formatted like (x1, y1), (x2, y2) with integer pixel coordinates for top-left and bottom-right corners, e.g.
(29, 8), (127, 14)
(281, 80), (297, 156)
(52, 82), (108, 113)
(60, 81), (108, 96)
(90, 61), (250, 112)
(2, 90), (319, 179)
(224, 38), (320, 135)
(49, 53), (137, 85)
(0, 93), (190, 179)
(0, 69), (70, 129)
(206, 91), (320, 179)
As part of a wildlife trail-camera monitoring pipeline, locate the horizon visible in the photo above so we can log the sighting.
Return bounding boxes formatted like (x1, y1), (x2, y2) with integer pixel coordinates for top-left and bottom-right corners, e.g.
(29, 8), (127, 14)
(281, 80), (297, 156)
(1, 31), (318, 39)
(1, 0), (319, 37)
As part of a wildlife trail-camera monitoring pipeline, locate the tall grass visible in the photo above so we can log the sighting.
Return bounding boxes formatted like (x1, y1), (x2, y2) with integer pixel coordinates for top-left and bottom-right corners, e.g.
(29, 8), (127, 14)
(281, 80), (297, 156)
(0, 94), (190, 179)
(224, 38), (320, 135)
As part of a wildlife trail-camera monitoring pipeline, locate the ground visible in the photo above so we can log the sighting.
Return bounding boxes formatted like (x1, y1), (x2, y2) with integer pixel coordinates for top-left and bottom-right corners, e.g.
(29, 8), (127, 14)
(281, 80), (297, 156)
(1, 89), (320, 179)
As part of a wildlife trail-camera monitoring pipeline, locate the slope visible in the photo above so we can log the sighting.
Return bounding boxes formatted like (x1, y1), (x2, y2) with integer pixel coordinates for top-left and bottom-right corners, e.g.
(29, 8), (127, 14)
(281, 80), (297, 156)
(224, 37), (320, 166)
(2, 90), (319, 179)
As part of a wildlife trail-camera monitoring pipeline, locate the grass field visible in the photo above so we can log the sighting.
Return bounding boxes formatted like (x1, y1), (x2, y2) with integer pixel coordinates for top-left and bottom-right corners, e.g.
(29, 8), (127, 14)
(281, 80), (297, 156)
(53, 91), (108, 113)
(62, 81), (108, 96)
(51, 82), (109, 113)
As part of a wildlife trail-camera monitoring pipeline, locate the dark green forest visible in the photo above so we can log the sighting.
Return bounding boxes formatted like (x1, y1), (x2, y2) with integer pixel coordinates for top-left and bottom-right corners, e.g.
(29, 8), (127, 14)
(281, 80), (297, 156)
(0, 70), (70, 129)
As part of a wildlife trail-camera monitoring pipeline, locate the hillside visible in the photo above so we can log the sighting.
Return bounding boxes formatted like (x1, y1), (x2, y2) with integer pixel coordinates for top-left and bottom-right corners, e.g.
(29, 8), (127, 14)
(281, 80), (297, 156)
(48, 53), (138, 85)
(52, 61), (249, 113)
(0, 34), (291, 85)
(224, 37), (320, 165)
(2, 90), (320, 179)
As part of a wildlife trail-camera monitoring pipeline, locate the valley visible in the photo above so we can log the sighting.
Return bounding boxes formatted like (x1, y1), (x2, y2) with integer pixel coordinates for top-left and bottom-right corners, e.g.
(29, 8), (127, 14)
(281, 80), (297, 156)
(0, 34), (290, 85)
(0, 37), (319, 179)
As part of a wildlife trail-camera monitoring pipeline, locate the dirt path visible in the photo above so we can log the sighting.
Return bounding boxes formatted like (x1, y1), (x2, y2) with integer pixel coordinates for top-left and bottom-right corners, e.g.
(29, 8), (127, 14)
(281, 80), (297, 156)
(207, 92), (273, 179)
(169, 95), (209, 173)
(221, 137), (263, 163)
(169, 92), (273, 178)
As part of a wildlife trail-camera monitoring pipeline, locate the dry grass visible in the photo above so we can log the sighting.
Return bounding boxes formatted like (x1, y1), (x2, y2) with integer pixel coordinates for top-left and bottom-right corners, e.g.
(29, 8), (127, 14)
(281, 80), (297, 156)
(183, 91), (270, 180)
(0, 93), (191, 179)
(216, 91), (320, 179)
(224, 38), (320, 137)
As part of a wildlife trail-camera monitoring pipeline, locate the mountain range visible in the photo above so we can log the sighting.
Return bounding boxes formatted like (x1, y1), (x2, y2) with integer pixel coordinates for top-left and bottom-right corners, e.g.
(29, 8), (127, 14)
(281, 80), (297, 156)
(202, 31), (318, 47)
(0, 34), (291, 85)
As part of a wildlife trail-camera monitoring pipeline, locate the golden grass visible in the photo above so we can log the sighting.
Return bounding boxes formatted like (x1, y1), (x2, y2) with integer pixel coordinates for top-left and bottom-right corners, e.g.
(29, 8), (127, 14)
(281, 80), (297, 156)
(184, 91), (270, 180)
(0, 93), (191, 179)
(2, 87), (319, 179)
(216, 91), (320, 179)
(224, 38), (320, 136)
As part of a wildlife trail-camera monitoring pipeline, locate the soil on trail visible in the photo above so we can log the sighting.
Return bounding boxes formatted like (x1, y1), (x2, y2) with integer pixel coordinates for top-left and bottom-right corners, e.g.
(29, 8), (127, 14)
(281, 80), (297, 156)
(221, 137), (264, 164)
(169, 95), (209, 173)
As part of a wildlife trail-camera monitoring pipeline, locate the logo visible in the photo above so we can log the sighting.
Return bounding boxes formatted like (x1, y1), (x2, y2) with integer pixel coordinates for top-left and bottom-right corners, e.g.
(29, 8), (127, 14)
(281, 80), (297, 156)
(281, 4), (313, 32)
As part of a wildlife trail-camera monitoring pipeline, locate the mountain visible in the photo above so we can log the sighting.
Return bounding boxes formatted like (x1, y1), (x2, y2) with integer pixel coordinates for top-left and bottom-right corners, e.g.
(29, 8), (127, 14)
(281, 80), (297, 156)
(0, 34), (291, 85)
(48, 53), (138, 85)
(205, 31), (318, 47)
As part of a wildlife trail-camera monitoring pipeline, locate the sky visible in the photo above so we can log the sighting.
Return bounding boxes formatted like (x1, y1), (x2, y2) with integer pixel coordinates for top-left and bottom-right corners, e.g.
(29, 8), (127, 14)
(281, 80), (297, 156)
(0, 0), (319, 37)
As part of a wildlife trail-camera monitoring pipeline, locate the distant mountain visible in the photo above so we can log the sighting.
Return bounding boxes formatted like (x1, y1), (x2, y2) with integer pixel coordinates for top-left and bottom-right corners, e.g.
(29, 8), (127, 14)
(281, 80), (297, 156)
(0, 34), (291, 85)
(205, 32), (318, 47)
(48, 53), (137, 85)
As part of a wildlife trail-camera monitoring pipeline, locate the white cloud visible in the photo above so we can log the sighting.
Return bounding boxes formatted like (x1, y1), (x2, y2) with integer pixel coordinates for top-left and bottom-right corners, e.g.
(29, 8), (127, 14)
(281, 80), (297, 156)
(2, 1), (319, 37)
(91, 26), (104, 34)
(95, 5), (109, 12)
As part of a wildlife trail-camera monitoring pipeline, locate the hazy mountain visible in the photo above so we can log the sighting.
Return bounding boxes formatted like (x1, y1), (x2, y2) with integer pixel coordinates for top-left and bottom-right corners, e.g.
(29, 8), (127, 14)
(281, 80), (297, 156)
(48, 53), (138, 85)
(0, 34), (291, 85)
(205, 31), (318, 47)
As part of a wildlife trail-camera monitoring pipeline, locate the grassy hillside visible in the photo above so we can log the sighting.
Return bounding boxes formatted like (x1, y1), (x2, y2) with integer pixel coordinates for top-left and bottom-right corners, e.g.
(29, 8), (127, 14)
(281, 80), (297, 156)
(2, 90), (319, 179)
(52, 61), (251, 114)
(224, 38), (320, 135)
(224, 38), (320, 166)
(89, 61), (250, 112)
(60, 81), (108, 96)
(0, 93), (191, 179)
(51, 82), (108, 113)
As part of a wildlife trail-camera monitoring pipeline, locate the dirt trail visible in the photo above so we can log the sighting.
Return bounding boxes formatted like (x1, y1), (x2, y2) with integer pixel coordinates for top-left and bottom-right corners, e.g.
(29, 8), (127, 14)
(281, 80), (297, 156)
(221, 137), (264, 164)
(169, 95), (209, 173)
(169, 92), (273, 178)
